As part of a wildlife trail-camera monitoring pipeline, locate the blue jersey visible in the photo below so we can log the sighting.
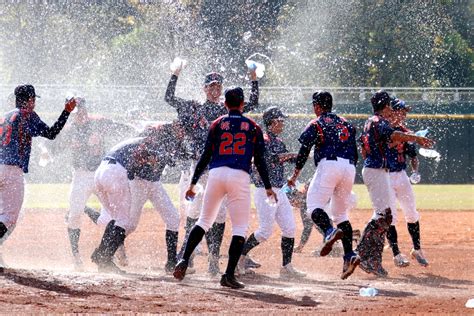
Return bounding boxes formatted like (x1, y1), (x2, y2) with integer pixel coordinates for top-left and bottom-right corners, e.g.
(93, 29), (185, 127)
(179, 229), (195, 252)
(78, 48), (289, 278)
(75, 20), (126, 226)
(297, 112), (357, 169)
(252, 132), (290, 188)
(0, 109), (70, 173)
(359, 114), (395, 169)
(387, 126), (417, 172)
(191, 109), (272, 189)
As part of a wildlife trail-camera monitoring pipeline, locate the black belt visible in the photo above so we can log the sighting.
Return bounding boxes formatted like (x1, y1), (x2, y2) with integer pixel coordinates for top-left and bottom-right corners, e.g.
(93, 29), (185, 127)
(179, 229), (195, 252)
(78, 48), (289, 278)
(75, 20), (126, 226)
(324, 156), (356, 165)
(103, 157), (116, 164)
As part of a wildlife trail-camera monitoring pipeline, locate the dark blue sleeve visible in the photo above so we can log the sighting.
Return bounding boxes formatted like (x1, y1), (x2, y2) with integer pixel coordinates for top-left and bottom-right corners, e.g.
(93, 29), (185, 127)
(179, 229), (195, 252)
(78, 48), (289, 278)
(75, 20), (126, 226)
(377, 120), (395, 142)
(298, 122), (318, 147)
(30, 111), (70, 139)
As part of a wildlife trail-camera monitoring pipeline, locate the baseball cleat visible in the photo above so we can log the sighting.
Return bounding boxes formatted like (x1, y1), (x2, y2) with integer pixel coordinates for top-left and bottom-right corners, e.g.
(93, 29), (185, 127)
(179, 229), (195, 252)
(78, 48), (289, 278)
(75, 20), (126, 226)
(280, 263), (306, 279)
(320, 228), (344, 257)
(173, 259), (188, 281)
(393, 253), (410, 267)
(220, 274), (245, 289)
(97, 261), (125, 274)
(341, 253), (360, 280)
(410, 249), (429, 267)
(245, 255), (261, 269)
(359, 260), (388, 278)
(164, 260), (177, 274)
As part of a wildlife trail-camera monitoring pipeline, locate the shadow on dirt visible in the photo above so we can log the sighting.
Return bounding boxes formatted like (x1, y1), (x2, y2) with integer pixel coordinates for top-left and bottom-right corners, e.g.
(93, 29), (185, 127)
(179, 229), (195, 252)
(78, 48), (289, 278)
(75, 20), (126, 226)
(391, 272), (474, 290)
(1, 269), (129, 299)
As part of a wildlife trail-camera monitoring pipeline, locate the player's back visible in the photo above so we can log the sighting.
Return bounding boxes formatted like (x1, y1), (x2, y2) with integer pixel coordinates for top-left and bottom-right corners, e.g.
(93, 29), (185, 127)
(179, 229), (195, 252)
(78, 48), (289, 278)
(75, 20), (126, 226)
(313, 112), (357, 163)
(208, 110), (263, 174)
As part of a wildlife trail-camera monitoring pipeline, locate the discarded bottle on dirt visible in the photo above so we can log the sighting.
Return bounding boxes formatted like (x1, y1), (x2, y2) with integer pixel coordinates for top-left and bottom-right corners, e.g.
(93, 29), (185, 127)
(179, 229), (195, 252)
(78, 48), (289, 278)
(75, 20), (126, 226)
(409, 172), (421, 184)
(415, 128), (429, 137)
(466, 299), (474, 308)
(359, 287), (378, 297)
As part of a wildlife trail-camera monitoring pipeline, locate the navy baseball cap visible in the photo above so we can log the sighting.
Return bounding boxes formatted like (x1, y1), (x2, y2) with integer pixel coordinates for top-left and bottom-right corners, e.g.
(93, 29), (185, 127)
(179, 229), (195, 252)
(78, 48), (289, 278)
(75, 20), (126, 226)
(391, 98), (411, 111)
(204, 72), (224, 86)
(263, 106), (288, 126)
(371, 90), (391, 112)
(224, 87), (244, 106)
(14, 84), (40, 102)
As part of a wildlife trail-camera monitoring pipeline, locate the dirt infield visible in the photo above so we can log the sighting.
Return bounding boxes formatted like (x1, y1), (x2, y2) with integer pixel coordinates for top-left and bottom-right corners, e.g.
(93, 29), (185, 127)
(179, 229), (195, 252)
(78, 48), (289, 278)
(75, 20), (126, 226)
(0, 208), (472, 314)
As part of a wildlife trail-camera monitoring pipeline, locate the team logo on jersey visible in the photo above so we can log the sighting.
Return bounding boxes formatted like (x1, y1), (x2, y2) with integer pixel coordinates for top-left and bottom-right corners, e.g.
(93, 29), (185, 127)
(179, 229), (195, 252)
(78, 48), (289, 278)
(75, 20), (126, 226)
(323, 117), (333, 124)
(240, 122), (249, 131)
(220, 121), (230, 130)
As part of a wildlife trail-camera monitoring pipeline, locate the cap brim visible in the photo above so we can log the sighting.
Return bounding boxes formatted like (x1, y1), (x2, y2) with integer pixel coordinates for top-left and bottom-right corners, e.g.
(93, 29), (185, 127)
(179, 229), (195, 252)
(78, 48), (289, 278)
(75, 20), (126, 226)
(205, 80), (222, 86)
(35, 95), (41, 98)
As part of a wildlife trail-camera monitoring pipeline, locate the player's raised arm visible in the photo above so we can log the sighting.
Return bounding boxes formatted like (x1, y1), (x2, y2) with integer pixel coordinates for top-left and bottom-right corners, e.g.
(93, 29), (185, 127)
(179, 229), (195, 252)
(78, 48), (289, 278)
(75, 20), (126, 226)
(33, 96), (77, 140)
(164, 59), (189, 109)
(243, 68), (259, 113)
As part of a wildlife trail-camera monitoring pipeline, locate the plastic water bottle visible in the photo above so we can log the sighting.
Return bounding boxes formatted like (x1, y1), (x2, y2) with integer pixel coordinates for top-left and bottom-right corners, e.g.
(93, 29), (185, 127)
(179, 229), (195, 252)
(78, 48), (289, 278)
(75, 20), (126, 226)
(265, 195), (278, 207)
(185, 183), (203, 203)
(170, 57), (187, 72)
(409, 172), (421, 184)
(466, 298), (474, 308)
(245, 59), (257, 71)
(359, 287), (378, 297)
(415, 128), (429, 137)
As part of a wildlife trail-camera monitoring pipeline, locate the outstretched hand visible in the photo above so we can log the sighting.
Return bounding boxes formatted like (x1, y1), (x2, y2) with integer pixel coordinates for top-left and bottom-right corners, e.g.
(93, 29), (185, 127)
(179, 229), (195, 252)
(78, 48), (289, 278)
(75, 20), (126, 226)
(64, 98), (77, 113)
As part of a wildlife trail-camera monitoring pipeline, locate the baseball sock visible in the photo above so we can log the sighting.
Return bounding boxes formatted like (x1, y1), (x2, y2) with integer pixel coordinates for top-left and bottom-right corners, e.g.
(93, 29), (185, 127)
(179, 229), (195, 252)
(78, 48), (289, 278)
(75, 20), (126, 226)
(225, 235), (245, 276)
(182, 225), (205, 262)
(387, 225), (401, 256)
(92, 220), (126, 262)
(300, 207), (313, 246)
(165, 230), (178, 264)
(178, 217), (198, 259)
(67, 228), (81, 255)
(242, 233), (260, 256)
(281, 237), (295, 266)
(205, 222), (225, 258)
(84, 206), (100, 224)
(311, 208), (332, 235)
(337, 221), (353, 256)
(0, 222), (7, 239)
(407, 221), (421, 250)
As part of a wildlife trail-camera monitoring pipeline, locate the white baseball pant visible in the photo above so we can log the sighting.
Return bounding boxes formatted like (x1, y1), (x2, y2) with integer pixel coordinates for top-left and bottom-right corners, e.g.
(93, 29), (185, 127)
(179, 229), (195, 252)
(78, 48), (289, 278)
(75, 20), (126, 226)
(0, 165), (24, 229)
(67, 169), (98, 229)
(362, 167), (396, 221)
(183, 161), (226, 223)
(254, 187), (296, 242)
(306, 158), (356, 225)
(127, 179), (180, 233)
(196, 167), (250, 237)
(389, 170), (420, 224)
(94, 161), (132, 232)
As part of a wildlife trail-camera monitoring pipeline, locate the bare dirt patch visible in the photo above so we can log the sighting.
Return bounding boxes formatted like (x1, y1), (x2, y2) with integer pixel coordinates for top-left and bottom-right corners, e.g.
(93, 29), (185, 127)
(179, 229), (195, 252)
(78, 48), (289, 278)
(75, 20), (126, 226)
(0, 208), (472, 314)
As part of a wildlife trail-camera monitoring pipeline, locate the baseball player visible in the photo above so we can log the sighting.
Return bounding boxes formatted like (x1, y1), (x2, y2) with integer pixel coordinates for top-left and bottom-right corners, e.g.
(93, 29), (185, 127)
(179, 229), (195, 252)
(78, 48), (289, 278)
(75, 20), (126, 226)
(173, 87), (276, 289)
(288, 91), (360, 280)
(57, 97), (136, 270)
(386, 98), (429, 267)
(356, 90), (434, 277)
(0, 84), (76, 269)
(237, 106), (306, 278)
(164, 62), (260, 275)
(91, 124), (188, 274)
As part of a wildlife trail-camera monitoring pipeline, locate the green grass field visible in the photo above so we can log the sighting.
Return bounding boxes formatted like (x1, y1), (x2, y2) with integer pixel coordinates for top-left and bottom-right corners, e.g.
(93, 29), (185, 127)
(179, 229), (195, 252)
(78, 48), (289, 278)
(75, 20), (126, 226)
(24, 183), (473, 211)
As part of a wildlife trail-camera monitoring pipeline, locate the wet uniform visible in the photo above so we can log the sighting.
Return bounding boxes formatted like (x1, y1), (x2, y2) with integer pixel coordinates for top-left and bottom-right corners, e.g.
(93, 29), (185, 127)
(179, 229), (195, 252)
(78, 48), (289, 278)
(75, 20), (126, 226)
(297, 112), (358, 225)
(359, 113), (397, 219)
(387, 126), (419, 225)
(191, 110), (271, 237)
(0, 108), (70, 236)
(164, 74), (259, 222)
